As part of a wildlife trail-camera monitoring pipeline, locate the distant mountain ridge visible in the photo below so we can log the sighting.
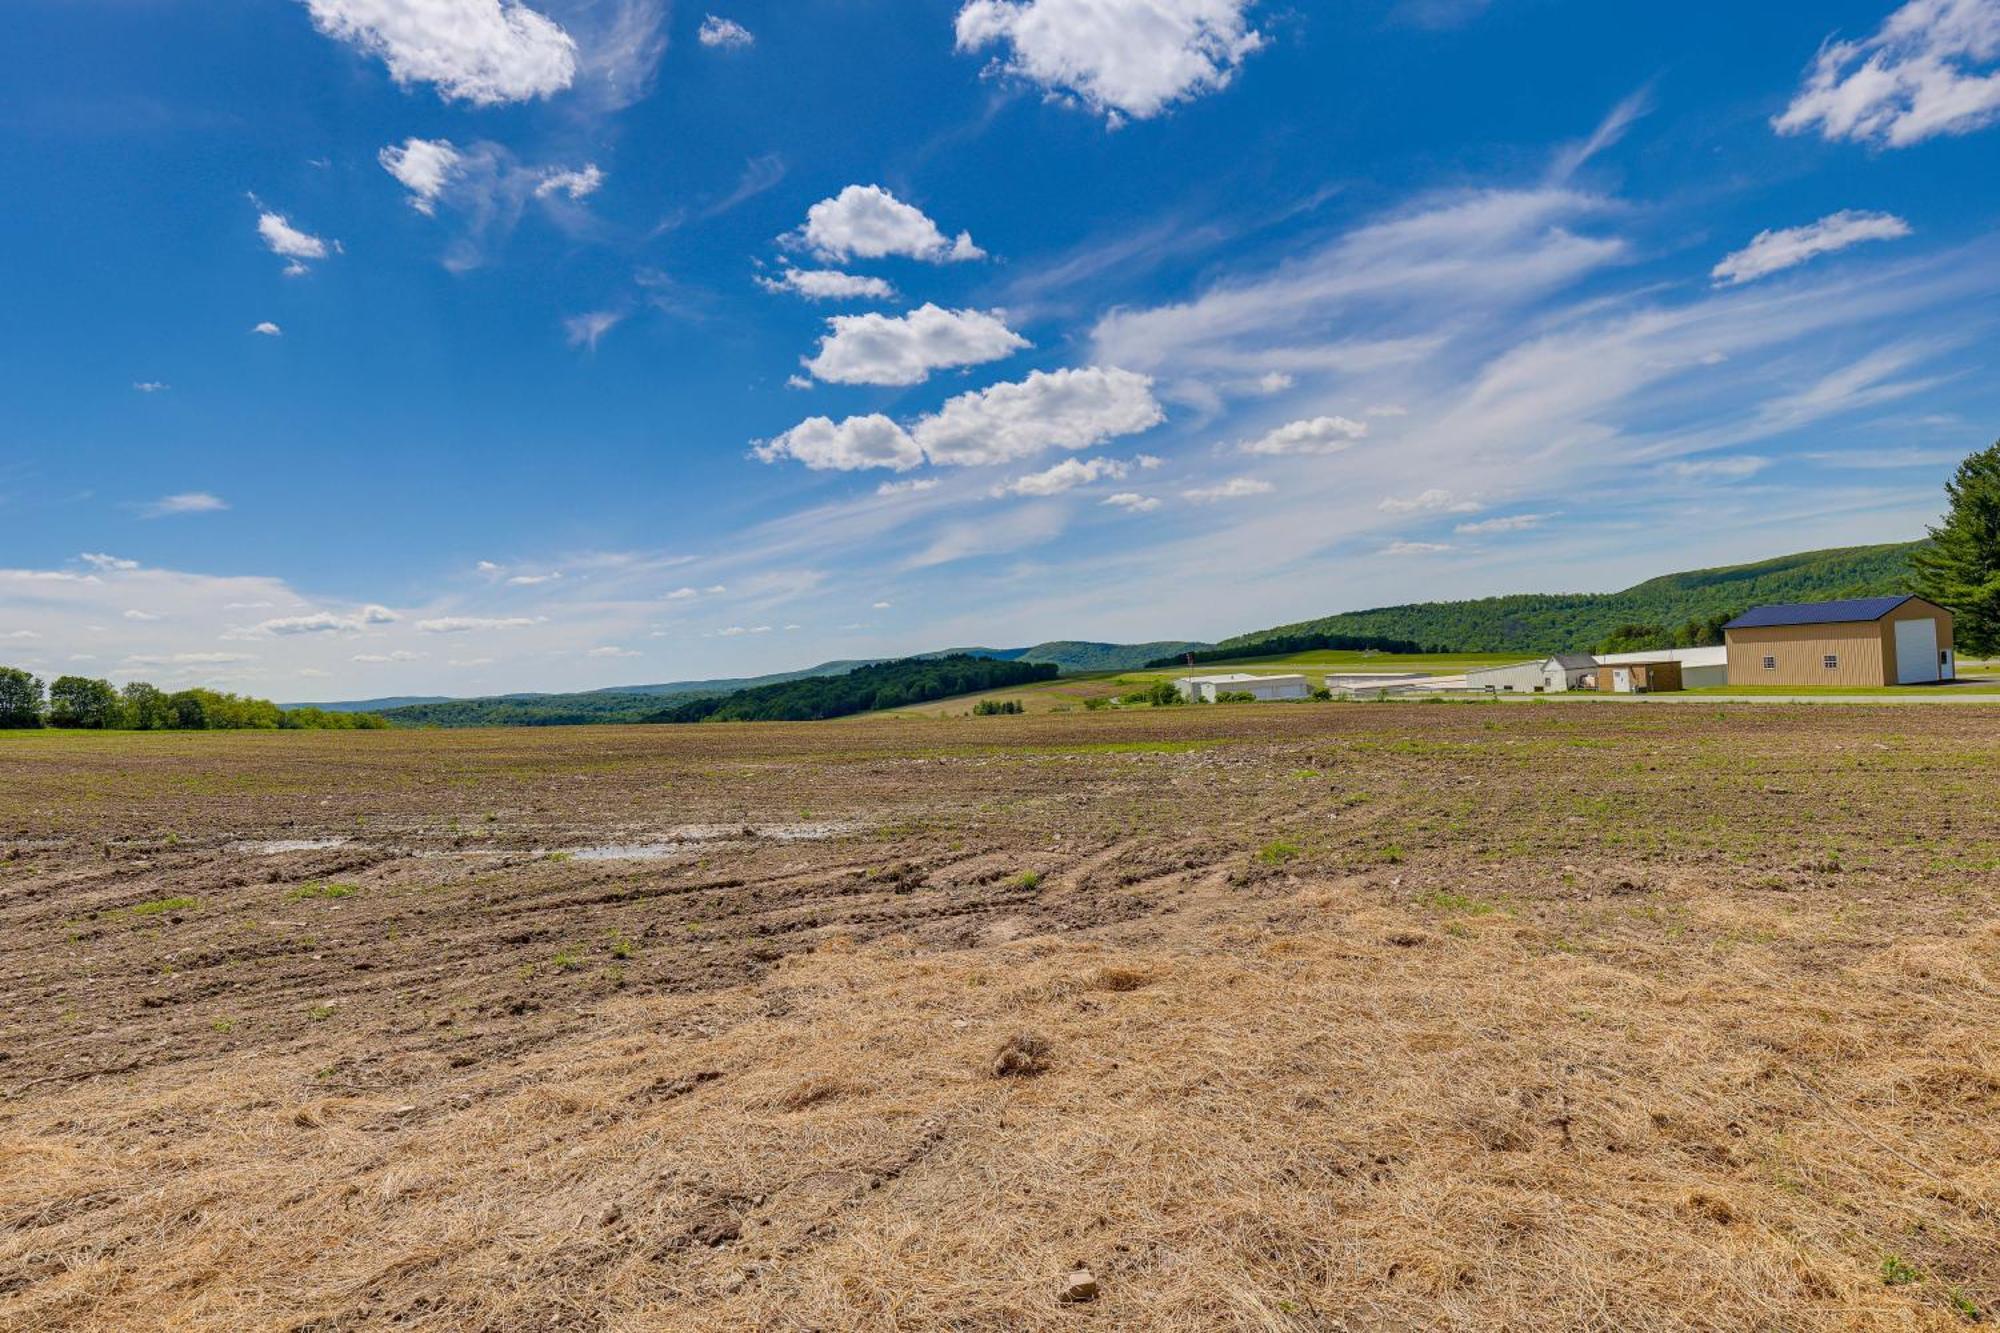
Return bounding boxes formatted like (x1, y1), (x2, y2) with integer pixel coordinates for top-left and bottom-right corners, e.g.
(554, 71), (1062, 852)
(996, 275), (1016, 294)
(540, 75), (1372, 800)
(1214, 542), (1922, 657)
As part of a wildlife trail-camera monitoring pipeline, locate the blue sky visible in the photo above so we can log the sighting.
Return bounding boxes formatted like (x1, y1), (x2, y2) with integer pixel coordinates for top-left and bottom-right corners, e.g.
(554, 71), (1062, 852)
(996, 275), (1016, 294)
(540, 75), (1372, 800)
(3, 0), (1998, 698)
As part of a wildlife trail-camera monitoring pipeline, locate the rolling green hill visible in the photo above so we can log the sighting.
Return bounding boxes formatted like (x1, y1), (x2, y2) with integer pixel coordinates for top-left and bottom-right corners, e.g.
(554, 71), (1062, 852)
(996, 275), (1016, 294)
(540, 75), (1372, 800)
(1217, 542), (1922, 656)
(933, 640), (1212, 672)
(653, 656), (1059, 723)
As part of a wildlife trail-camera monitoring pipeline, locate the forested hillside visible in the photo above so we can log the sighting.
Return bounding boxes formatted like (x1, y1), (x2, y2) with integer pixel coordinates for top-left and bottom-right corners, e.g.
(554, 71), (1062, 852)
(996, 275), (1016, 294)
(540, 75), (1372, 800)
(653, 656), (1058, 723)
(376, 692), (678, 728)
(934, 641), (1212, 672)
(1218, 543), (1920, 656)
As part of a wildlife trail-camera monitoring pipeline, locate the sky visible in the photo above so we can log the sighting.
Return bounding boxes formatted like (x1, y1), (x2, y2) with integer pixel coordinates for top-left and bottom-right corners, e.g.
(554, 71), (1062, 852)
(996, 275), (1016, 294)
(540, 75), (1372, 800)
(3, 0), (1999, 701)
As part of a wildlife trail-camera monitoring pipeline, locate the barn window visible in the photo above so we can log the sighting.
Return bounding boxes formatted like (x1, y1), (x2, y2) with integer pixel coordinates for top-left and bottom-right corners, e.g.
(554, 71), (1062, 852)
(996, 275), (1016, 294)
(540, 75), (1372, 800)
(1762, 656), (1776, 671)
(1823, 654), (1839, 670)
(1942, 650), (1950, 666)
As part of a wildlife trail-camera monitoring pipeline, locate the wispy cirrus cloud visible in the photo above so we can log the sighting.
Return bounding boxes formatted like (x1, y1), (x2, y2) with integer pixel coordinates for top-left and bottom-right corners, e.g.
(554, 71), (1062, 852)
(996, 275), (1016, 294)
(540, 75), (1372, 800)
(1712, 211), (1912, 286)
(139, 492), (229, 518)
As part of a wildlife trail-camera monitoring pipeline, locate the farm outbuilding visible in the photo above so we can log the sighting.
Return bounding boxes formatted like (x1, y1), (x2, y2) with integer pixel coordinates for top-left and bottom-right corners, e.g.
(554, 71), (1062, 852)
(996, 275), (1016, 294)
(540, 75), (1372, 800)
(1724, 596), (1955, 687)
(1172, 673), (1312, 703)
(1597, 660), (1683, 693)
(1596, 645), (1728, 689)
(1465, 654), (1597, 694)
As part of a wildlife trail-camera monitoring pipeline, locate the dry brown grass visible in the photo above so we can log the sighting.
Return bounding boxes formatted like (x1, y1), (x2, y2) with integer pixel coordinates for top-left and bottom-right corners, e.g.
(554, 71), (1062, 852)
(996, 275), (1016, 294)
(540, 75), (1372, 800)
(2, 707), (1999, 1329)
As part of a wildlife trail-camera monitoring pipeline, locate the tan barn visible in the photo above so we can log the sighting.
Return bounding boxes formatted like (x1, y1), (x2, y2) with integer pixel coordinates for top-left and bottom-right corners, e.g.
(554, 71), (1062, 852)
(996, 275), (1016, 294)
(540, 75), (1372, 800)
(1596, 659), (1682, 693)
(1724, 596), (1956, 687)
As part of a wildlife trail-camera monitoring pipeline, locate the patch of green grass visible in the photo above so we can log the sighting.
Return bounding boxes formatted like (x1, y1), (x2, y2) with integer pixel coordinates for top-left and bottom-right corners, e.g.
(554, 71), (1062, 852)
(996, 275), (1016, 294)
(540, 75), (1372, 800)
(544, 851), (573, 863)
(307, 1004), (335, 1022)
(1880, 1255), (1921, 1287)
(1257, 839), (1302, 865)
(286, 881), (358, 901)
(211, 1018), (235, 1034)
(1947, 1287), (1980, 1321)
(551, 948), (583, 972)
(608, 932), (636, 960)
(1011, 870), (1044, 889)
(1421, 889), (1498, 915)
(119, 896), (197, 917)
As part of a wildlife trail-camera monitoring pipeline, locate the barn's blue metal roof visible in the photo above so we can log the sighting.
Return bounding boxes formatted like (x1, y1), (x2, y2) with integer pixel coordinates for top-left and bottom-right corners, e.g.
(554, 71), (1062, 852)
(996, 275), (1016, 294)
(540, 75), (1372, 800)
(1724, 595), (1915, 630)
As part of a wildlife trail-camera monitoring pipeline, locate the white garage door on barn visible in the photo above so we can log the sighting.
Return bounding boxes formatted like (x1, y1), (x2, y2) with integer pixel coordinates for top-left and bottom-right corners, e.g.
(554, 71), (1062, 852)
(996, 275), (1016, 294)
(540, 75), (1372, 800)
(1893, 617), (1941, 684)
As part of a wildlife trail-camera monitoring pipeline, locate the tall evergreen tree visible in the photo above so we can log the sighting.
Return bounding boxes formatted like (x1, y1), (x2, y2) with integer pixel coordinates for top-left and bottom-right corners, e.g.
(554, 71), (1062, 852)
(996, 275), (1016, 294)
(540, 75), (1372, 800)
(1911, 441), (2000, 657)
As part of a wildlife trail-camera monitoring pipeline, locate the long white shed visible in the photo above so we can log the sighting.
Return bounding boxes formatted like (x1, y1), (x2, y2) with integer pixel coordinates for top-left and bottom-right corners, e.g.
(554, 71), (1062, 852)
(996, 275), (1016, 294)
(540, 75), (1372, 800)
(1172, 673), (1312, 703)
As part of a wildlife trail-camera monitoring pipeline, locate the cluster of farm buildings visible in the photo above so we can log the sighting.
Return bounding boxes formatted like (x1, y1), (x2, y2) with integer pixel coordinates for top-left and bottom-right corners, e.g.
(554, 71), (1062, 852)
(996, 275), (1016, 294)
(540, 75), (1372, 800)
(1172, 596), (1958, 701)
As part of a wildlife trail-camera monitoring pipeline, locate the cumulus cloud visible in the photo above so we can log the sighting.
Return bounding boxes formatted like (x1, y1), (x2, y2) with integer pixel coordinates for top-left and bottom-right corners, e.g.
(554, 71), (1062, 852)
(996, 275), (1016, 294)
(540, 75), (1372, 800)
(792, 185), (984, 263)
(992, 456), (1134, 496)
(1775, 0), (2000, 147)
(1377, 488), (1478, 514)
(416, 615), (544, 633)
(914, 367), (1164, 465)
(1239, 415), (1369, 455)
(1102, 491), (1162, 512)
(698, 14), (754, 46)
(534, 164), (604, 199)
(757, 268), (897, 301)
(1183, 477), (1273, 502)
(379, 137), (463, 213)
(754, 414), (926, 472)
(252, 321), (283, 336)
(140, 492), (229, 518)
(251, 606), (397, 636)
(954, 0), (1266, 122)
(1711, 211), (1913, 286)
(804, 304), (1028, 386)
(303, 0), (579, 105)
(257, 210), (331, 272)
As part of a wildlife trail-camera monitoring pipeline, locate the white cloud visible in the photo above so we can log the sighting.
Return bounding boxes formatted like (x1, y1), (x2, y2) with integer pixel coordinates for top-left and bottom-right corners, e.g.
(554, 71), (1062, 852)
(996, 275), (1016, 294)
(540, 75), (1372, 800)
(1712, 211), (1913, 286)
(877, 478), (941, 496)
(1775, 0), (2000, 148)
(1, 631), (41, 640)
(564, 309), (624, 350)
(1255, 372), (1293, 393)
(954, 0), (1265, 122)
(379, 137), (463, 214)
(914, 366), (1165, 465)
(1377, 488), (1478, 514)
(354, 650), (425, 663)
(449, 657), (496, 667)
(303, 0), (578, 105)
(1102, 491), (1162, 512)
(754, 415), (925, 472)
(133, 381), (170, 394)
(805, 304), (1028, 386)
(1454, 513), (1549, 534)
(1239, 415), (1369, 456)
(698, 14), (754, 47)
(140, 492), (228, 518)
(506, 572), (562, 586)
(993, 456), (1133, 496)
(758, 268), (898, 301)
(793, 185), (984, 264)
(252, 321), (283, 337)
(1659, 456), (1770, 481)
(871, 601), (892, 610)
(587, 645), (640, 657)
(534, 164), (604, 199)
(80, 553), (139, 572)
(241, 605), (395, 638)
(416, 616), (544, 633)
(257, 210), (331, 266)
(122, 609), (161, 622)
(1381, 540), (1452, 556)
(1183, 477), (1273, 502)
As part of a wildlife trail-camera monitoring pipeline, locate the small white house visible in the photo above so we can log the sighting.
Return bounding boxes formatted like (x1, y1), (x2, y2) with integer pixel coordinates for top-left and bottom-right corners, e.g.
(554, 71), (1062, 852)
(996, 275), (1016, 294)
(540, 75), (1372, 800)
(1595, 645), (1728, 688)
(1172, 673), (1312, 703)
(1465, 654), (1597, 694)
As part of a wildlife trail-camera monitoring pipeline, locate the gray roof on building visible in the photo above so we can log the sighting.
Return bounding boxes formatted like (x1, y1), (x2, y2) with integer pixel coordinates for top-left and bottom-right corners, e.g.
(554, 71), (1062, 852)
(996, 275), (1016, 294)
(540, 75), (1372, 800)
(1724, 595), (1917, 630)
(1550, 653), (1597, 669)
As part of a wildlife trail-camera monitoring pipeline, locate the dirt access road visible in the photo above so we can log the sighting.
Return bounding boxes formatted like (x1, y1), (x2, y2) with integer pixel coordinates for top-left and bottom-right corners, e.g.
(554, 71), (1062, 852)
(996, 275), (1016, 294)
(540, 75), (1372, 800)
(2, 704), (1997, 1330)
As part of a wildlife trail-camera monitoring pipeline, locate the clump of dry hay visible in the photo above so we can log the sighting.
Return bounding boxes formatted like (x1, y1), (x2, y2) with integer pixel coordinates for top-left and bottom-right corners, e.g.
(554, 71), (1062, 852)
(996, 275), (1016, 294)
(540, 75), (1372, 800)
(991, 1031), (1052, 1078)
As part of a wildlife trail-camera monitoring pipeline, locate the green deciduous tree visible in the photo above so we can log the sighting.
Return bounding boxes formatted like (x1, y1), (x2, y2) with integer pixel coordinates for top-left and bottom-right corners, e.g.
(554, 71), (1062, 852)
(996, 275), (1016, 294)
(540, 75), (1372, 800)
(121, 681), (173, 730)
(0, 667), (45, 728)
(1911, 440), (2000, 657)
(48, 675), (122, 729)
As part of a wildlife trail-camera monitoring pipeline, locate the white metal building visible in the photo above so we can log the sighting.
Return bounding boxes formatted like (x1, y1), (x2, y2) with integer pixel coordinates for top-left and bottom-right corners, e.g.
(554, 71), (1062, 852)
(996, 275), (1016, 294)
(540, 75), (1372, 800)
(1172, 673), (1312, 703)
(1464, 654), (1597, 694)
(1595, 645), (1728, 688)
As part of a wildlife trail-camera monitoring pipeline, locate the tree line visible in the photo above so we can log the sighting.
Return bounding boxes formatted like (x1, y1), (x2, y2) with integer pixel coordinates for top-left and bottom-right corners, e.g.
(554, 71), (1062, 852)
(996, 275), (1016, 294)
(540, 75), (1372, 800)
(0, 669), (387, 731)
(1146, 631), (1426, 668)
(652, 656), (1058, 723)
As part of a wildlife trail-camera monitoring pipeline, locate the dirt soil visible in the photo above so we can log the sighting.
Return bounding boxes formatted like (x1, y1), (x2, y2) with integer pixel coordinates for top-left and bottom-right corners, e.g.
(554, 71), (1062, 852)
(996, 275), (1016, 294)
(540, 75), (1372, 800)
(2, 704), (1998, 1330)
